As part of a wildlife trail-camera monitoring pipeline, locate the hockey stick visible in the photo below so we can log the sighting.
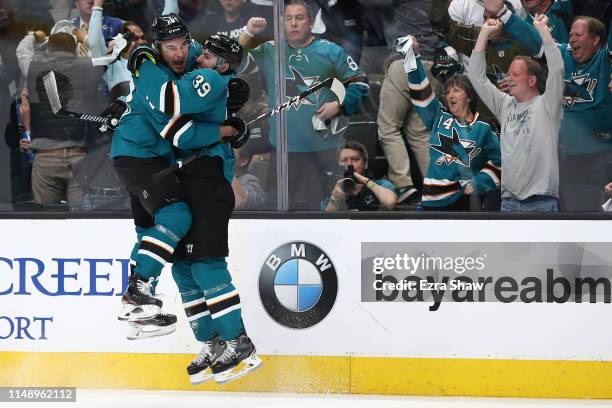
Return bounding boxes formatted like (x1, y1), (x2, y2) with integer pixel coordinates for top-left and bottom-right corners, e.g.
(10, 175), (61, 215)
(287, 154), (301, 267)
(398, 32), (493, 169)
(42, 71), (111, 125)
(152, 77), (346, 182)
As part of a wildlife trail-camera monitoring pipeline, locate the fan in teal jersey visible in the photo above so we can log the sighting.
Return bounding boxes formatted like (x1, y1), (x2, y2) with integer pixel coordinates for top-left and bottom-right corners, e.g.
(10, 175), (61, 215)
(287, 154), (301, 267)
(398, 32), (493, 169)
(238, 0), (370, 210)
(109, 14), (246, 340)
(488, 0), (612, 210)
(406, 38), (501, 211)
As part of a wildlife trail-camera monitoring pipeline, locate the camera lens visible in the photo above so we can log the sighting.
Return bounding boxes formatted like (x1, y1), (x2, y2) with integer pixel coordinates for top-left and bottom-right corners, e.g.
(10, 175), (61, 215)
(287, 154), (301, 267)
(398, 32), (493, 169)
(339, 177), (356, 194)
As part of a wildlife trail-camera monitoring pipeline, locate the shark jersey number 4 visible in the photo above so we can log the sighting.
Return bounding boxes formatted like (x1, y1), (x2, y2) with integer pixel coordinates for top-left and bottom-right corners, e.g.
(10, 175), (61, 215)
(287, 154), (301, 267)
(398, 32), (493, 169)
(408, 59), (501, 208)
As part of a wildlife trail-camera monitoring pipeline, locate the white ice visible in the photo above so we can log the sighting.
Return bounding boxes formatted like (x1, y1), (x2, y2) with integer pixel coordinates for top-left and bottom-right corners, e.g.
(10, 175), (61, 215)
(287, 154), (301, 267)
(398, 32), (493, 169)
(5, 389), (612, 408)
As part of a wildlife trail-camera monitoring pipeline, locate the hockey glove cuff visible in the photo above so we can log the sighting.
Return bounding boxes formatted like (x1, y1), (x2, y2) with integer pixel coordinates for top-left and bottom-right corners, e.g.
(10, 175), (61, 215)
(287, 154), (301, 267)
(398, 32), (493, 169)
(227, 78), (251, 114)
(99, 98), (128, 132)
(223, 117), (250, 149)
(128, 45), (160, 77)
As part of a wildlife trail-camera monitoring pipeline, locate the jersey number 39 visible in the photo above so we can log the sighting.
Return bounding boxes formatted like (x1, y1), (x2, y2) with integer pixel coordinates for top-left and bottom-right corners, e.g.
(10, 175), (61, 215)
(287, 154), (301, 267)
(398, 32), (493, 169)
(193, 75), (211, 97)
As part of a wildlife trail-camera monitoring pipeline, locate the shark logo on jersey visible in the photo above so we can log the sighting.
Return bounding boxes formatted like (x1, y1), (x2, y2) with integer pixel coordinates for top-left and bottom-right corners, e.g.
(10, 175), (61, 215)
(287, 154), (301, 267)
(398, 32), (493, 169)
(563, 74), (597, 107)
(431, 127), (481, 167)
(288, 49), (309, 65)
(285, 66), (323, 109)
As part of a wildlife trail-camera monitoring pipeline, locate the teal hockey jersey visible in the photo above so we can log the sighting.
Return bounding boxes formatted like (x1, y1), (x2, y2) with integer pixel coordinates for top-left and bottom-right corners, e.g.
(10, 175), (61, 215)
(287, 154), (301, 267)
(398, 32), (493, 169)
(524, 0), (573, 44)
(249, 38), (369, 152)
(504, 13), (612, 155)
(408, 59), (502, 208)
(110, 39), (206, 161)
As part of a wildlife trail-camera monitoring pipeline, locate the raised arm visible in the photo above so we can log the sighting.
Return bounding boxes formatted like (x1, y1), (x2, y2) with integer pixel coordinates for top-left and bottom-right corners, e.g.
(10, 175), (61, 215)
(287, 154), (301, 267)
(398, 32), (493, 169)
(239, 17), (268, 49)
(163, 0), (179, 15)
(483, 0), (544, 57)
(467, 19), (511, 120)
(407, 56), (442, 130)
(533, 14), (565, 118)
(87, 0), (107, 58)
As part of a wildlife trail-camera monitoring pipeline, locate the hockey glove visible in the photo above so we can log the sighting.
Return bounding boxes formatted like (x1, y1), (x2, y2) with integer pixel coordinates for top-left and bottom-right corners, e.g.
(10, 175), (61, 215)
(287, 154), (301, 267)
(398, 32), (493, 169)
(99, 99), (128, 132)
(127, 45), (160, 77)
(431, 46), (463, 84)
(227, 78), (251, 114)
(223, 117), (250, 149)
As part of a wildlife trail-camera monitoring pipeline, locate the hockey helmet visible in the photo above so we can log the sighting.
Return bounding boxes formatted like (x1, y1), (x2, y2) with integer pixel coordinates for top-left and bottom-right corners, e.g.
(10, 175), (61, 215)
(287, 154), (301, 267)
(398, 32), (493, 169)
(202, 34), (243, 73)
(151, 13), (190, 42)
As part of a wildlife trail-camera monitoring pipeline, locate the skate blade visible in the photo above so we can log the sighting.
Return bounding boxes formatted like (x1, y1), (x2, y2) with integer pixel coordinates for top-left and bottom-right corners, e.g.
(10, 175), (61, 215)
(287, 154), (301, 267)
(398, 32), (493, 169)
(126, 323), (176, 340)
(214, 354), (262, 384)
(125, 304), (161, 321)
(190, 371), (215, 385)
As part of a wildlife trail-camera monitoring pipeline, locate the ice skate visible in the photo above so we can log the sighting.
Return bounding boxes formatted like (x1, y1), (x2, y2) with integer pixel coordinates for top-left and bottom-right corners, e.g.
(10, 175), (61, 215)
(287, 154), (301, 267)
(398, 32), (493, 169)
(211, 333), (262, 384)
(118, 293), (165, 320)
(121, 273), (162, 321)
(187, 336), (226, 385)
(127, 313), (177, 340)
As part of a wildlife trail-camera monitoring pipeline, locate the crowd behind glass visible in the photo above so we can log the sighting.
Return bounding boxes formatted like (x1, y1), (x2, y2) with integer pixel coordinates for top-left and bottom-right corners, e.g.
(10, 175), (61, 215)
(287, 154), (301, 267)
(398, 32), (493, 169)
(0, 0), (610, 213)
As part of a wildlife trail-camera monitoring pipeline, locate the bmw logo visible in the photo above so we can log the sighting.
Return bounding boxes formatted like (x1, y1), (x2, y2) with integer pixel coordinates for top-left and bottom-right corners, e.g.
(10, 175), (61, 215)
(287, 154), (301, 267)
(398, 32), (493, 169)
(259, 242), (338, 329)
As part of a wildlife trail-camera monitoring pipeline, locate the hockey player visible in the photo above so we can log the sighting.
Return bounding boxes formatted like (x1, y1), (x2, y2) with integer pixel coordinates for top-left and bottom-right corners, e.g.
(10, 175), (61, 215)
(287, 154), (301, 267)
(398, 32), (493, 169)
(405, 37), (502, 210)
(127, 33), (260, 384)
(171, 35), (261, 385)
(239, 0), (369, 210)
(109, 14), (245, 339)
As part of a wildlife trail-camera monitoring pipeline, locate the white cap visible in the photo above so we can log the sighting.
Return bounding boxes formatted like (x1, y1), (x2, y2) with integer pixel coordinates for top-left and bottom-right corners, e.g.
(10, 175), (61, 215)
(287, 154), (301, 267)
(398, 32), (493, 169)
(50, 20), (76, 38)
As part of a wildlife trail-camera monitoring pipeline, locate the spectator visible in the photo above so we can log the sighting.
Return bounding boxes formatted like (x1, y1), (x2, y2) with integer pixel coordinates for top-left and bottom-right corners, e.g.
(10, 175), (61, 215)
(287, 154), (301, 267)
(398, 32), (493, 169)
(101, 0), (170, 38)
(374, 0), (444, 205)
(521, 0), (574, 43)
(10, 0), (55, 35)
(487, 0), (612, 210)
(187, 0), (273, 44)
(88, 0), (147, 97)
(232, 145), (266, 210)
(25, 30), (105, 208)
(467, 15), (564, 212)
(573, 0), (610, 33)
(405, 37), (501, 211)
(430, 0), (536, 129)
(71, 0), (123, 56)
(239, 0), (369, 210)
(448, 0), (526, 27)
(307, 0), (366, 63)
(359, 0), (443, 53)
(15, 27), (50, 79)
(3, 92), (33, 205)
(441, 0), (526, 67)
(605, 181), (612, 196)
(322, 141), (397, 211)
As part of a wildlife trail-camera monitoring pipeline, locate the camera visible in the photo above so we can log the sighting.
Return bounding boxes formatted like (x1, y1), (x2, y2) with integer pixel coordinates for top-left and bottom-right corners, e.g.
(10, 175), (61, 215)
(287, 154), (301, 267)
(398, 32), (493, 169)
(122, 29), (135, 45)
(338, 165), (356, 195)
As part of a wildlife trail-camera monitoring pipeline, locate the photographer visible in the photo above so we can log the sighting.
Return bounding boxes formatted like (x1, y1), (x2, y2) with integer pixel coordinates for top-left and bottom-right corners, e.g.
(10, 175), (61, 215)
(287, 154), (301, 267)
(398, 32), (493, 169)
(323, 141), (398, 211)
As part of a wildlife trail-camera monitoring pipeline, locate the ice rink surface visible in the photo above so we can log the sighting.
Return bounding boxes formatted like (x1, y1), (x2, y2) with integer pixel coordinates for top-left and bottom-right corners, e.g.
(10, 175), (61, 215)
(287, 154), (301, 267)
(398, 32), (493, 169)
(5, 390), (612, 408)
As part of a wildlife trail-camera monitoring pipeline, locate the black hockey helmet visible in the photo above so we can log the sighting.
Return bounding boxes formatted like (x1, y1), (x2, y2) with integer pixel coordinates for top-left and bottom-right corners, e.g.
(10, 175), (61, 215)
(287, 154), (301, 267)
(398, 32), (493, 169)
(151, 13), (190, 42)
(203, 34), (243, 73)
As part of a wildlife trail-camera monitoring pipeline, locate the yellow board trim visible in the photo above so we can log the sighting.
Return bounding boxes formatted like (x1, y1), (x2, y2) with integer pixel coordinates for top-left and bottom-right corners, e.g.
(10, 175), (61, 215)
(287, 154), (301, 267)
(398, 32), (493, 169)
(2, 352), (612, 398)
